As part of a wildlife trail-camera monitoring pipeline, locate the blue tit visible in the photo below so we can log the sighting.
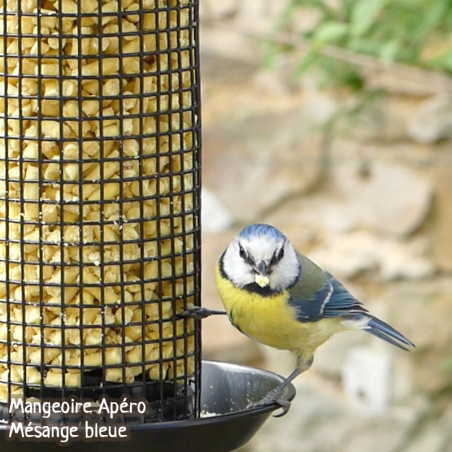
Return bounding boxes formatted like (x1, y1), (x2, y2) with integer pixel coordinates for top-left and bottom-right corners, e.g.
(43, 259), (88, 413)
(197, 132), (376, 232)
(214, 224), (414, 413)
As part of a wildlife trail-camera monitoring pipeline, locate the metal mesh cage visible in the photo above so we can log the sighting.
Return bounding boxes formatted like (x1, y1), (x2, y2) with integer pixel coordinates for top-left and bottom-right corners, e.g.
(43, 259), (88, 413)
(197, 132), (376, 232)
(0, 0), (201, 424)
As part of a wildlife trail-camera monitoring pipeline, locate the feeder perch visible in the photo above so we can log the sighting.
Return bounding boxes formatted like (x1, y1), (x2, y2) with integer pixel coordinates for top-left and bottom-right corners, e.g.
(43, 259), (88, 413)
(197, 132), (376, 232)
(0, 0), (295, 450)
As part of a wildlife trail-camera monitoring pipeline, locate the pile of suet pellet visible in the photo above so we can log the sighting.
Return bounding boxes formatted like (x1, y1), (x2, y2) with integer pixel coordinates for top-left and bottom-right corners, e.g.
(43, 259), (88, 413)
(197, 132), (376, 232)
(0, 0), (197, 401)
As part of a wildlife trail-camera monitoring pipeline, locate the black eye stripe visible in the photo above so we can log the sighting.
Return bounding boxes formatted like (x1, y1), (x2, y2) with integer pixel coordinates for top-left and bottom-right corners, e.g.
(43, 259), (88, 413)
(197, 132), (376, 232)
(238, 242), (285, 267)
(238, 244), (255, 266)
(244, 253), (255, 266)
(270, 247), (284, 265)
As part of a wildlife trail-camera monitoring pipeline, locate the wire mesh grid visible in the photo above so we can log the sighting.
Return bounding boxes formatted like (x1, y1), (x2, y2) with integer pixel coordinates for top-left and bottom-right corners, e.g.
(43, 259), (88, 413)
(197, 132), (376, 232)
(0, 0), (201, 423)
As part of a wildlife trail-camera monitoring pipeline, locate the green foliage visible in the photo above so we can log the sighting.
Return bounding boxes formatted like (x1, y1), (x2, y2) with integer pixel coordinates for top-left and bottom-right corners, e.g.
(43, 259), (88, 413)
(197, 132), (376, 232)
(276, 0), (452, 90)
(442, 355), (452, 373)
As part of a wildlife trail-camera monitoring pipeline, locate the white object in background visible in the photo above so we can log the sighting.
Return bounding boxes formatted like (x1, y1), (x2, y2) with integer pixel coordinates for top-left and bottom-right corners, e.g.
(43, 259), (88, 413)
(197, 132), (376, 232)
(202, 188), (234, 234)
(342, 346), (392, 417)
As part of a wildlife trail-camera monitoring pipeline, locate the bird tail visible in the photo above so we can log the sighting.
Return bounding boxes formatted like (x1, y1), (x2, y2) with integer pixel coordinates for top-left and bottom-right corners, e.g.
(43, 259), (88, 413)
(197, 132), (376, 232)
(365, 315), (415, 351)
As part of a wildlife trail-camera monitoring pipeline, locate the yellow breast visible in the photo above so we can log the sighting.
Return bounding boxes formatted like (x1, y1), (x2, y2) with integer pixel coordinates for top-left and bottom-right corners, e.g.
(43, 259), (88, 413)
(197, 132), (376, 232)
(215, 264), (342, 359)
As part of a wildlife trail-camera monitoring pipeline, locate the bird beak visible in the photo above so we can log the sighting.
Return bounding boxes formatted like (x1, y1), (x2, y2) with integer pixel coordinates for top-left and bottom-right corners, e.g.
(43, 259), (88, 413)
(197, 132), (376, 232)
(254, 261), (269, 288)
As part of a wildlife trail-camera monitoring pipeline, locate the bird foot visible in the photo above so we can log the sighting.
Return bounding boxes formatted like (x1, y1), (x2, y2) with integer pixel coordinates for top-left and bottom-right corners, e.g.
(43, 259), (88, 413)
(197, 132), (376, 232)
(246, 389), (292, 417)
(178, 305), (227, 320)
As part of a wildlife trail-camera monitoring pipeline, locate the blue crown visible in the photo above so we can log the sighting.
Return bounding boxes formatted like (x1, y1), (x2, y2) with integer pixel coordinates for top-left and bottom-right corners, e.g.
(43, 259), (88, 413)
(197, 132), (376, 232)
(239, 224), (285, 241)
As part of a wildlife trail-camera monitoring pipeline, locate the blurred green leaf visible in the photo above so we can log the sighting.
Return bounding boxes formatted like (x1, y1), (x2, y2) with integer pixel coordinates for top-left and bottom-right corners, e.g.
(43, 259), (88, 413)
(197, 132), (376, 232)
(427, 49), (452, 72)
(348, 38), (384, 56)
(417, 1), (447, 35)
(379, 39), (400, 62)
(313, 21), (349, 44)
(442, 355), (452, 373)
(350, 0), (388, 37)
(341, 70), (365, 90)
(294, 50), (320, 77)
(278, 0), (336, 27)
(268, 0), (452, 91)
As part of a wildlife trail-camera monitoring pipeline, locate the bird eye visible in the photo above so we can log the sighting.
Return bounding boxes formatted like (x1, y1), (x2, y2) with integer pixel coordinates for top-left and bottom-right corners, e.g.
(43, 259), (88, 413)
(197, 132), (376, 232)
(239, 245), (246, 259)
(271, 247), (284, 265)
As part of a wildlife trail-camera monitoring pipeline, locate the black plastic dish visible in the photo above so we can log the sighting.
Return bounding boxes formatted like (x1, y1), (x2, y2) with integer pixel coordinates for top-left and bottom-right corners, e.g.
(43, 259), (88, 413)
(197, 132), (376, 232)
(0, 360), (296, 452)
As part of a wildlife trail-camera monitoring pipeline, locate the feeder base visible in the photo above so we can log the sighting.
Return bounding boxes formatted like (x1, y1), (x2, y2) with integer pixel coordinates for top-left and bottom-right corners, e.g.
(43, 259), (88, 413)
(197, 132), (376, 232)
(0, 361), (296, 452)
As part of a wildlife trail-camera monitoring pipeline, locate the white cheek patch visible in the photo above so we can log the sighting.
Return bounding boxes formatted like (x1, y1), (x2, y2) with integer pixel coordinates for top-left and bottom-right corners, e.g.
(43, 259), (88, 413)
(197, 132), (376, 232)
(268, 247), (300, 292)
(222, 243), (255, 288)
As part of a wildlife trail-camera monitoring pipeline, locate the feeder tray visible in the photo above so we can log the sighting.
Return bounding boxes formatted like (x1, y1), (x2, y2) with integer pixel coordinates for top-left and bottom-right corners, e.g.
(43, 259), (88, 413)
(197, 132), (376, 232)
(0, 360), (296, 452)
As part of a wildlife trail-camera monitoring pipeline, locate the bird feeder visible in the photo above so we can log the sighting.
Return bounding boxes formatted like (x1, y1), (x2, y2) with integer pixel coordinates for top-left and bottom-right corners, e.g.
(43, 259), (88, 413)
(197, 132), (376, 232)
(0, 1), (294, 450)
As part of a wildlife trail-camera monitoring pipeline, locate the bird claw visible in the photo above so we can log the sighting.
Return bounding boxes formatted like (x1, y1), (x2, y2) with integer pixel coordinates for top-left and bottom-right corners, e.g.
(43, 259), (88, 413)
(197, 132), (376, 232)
(272, 400), (291, 417)
(178, 305), (227, 320)
(246, 392), (292, 417)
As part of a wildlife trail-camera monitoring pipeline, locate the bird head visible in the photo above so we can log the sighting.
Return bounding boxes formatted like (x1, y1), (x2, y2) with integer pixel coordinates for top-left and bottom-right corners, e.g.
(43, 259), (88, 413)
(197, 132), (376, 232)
(220, 224), (301, 294)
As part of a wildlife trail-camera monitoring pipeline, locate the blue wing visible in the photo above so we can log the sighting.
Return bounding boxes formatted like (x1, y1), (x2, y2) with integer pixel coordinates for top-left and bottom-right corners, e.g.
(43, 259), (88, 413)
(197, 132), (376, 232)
(288, 268), (414, 351)
(288, 271), (365, 321)
(322, 273), (366, 318)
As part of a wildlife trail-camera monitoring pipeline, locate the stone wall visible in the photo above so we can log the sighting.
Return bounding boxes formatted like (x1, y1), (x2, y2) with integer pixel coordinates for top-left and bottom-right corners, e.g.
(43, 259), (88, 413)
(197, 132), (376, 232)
(199, 2), (452, 451)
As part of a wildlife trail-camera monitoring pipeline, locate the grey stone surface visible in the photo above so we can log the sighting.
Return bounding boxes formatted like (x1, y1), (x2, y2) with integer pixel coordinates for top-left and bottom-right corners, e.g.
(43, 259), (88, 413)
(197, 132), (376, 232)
(407, 95), (452, 144)
(203, 110), (326, 222)
(330, 161), (433, 237)
(431, 158), (452, 272)
(309, 232), (434, 280)
(239, 378), (420, 452)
